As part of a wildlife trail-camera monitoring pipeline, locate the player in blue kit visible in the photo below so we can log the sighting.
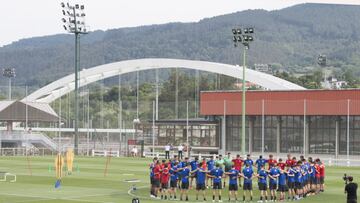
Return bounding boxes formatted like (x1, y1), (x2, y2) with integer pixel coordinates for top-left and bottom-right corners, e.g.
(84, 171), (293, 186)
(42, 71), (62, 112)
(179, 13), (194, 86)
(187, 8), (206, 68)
(225, 164), (240, 201)
(193, 165), (208, 201)
(241, 163), (254, 202)
(206, 156), (215, 188)
(294, 161), (303, 200)
(255, 155), (267, 172)
(244, 154), (254, 168)
(209, 163), (224, 202)
(190, 157), (199, 188)
(169, 161), (179, 200)
(278, 168), (287, 201)
(268, 164), (280, 201)
(287, 165), (296, 201)
(179, 163), (191, 201)
(256, 165), (268, 202)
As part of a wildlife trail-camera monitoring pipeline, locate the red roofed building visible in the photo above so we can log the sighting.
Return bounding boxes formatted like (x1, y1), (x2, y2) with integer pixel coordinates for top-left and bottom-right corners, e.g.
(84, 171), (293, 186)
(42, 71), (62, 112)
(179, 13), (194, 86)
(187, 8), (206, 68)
(200, 89), (360, 156)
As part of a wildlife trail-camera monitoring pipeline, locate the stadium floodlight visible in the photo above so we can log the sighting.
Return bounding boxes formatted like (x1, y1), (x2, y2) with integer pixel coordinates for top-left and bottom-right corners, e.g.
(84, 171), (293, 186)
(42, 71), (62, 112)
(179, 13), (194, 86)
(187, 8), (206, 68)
(60, 2), (89, 155)
(231, 27), (255, 155)
(2, 68), (16, 100)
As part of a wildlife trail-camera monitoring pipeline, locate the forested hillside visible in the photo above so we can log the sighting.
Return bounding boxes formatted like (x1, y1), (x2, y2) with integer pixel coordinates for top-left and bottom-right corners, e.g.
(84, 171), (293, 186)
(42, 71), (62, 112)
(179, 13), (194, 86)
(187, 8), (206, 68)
(1, 3), (360, 88)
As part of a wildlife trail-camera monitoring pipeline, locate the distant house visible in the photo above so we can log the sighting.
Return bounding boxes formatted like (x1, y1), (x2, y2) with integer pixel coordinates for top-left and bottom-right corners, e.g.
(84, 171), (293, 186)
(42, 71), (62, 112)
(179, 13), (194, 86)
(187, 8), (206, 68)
(254, 64), (273, 74)
(322, 76), (348, 89)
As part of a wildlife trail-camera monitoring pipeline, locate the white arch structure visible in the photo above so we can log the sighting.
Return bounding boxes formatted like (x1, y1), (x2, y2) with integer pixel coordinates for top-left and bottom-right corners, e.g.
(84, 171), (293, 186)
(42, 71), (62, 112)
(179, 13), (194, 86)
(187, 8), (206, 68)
(24, 58), (305, 103)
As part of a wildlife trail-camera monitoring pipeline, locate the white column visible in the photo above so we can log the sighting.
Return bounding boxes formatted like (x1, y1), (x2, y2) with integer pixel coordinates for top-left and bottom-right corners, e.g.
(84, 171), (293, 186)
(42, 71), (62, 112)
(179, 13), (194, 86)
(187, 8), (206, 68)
(261, 99), (265, 154)
(303, 99), (307, 156)
(347, 99), (350, 161)
(221, 100), (226, 154)
(335, 117), (339, 159)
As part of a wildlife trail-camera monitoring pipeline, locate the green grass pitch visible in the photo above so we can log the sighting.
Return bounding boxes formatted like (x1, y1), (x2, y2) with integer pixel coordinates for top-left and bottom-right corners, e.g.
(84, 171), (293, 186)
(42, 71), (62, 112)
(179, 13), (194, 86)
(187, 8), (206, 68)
(0, 156), (358, 203)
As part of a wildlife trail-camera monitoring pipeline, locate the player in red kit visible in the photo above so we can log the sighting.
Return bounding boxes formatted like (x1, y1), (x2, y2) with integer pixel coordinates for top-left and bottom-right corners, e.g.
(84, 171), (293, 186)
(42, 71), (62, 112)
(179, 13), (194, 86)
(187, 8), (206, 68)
(286, 154), (295, 167)
(232, 154), (243, 186)
(318, 159), (325, 192)
(153, 161), (162, 197)
(277, 158), (286, 170)
(161, 166), (170, 200)
(314, 160), (321, 194)
(267, 154), (277, 170)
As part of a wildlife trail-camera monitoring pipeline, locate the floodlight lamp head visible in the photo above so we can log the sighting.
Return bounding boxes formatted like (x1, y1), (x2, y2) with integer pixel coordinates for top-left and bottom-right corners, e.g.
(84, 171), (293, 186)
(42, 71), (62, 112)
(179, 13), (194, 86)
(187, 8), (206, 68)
(63, 25), (68, 30)
(244, 28), (249, 34)
(236, 29), (242, 35)
(232, 29), (237, 35)
(233, 36), (237, 42)
(237, 36), (242, 42)
(80, 5), (85, 10)
(81, 13), (85, 17)
(67, 2), (70, 8)
(62, 10), (66, 15)
(75, 4), (79, 9)
(243, 35), (249, 41)
(248, 28), (254, 34)
(61, 18), (66, 23)
(248, 36), (254, 41)
(61, 2), (65, 8)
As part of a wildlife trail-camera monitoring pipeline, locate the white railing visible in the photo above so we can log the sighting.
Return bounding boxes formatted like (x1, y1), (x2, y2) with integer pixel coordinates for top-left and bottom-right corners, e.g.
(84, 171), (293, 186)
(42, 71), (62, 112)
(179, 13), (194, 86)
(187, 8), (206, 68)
(0, 132), (57, 150)
(91, 149), (120, 157)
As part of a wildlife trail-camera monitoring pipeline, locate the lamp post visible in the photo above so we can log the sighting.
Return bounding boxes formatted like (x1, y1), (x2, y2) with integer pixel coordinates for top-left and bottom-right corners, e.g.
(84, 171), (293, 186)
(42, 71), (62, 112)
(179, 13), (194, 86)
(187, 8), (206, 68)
(61, 2), (88, 154)
(232, 27), (254, 155)
(2, 68), (16, 100)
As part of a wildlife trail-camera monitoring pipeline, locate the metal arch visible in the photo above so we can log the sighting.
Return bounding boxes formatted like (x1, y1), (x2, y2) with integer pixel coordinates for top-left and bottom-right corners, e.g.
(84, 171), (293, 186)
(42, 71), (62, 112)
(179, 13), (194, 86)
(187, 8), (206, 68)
(23, 58), (305, 103)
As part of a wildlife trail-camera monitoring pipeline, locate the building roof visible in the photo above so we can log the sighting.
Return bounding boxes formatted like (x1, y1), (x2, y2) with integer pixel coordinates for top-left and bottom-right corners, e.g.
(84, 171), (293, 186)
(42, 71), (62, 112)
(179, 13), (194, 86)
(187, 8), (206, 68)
(0, 100), (59, 122)
(200, 89), (360, 116)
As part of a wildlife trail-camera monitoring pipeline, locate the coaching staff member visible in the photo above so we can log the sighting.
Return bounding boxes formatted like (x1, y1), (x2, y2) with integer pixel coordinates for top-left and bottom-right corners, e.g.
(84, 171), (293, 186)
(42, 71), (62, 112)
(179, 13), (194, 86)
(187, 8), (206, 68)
(345, 176), (358, 203)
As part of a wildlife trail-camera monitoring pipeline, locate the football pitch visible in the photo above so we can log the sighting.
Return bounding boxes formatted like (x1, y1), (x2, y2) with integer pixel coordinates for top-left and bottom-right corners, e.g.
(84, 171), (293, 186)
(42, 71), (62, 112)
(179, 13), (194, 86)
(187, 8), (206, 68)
(0, 156), (358, 203)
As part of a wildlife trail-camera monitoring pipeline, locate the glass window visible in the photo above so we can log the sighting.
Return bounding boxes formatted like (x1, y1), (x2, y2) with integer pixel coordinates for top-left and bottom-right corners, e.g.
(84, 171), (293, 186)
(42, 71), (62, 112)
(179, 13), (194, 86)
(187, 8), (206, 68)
(340, 116), (360, 155)
(309, 116), (336, 154)
(280, 116), (303, 153)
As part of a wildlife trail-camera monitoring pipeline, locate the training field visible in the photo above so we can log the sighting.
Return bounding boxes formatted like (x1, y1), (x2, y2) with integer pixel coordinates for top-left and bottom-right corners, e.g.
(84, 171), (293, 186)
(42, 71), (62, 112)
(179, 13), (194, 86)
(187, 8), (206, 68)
(0, 156), (358, 203)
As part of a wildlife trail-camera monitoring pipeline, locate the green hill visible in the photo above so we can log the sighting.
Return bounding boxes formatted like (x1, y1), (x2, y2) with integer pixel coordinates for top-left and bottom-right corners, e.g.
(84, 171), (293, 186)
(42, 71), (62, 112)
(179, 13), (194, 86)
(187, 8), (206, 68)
(1, 3), (360, 88)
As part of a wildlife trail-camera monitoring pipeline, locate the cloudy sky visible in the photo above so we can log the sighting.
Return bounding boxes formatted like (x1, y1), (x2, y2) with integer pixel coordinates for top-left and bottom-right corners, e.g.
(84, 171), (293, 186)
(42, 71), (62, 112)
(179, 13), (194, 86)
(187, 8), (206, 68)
(0, 0), (359, 46)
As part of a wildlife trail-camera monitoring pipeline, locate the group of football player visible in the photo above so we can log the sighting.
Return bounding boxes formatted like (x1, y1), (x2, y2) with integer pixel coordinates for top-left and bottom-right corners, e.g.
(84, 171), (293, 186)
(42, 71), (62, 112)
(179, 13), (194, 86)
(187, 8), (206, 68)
(149, 153), (325, 202)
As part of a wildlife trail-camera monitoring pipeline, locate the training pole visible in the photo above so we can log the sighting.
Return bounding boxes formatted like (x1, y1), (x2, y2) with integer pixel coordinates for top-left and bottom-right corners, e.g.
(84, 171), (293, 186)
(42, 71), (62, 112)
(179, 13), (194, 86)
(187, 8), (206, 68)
(26, 155), (33, 176)
(104, 148), (112, 177)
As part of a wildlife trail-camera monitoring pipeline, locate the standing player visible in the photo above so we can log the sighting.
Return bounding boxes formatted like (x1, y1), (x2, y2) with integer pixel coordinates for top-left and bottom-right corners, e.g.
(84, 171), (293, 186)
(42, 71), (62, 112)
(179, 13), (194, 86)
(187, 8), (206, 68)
(160, 165), (170, 200)
(209, 163), (224, 202)
(294, 161), (304, 200)
(179, 164), (191, 201)
(190, 157), (199, 188)
(241, 163), (254, 202)
(207, 156), (216, 188)
(319, 159), (326, 192)
(308, 161), (316, 195)
(149, 157), (158, 198)
(267, 154), (277, 170)
(278, 168), (288, 201)
(194, 165), (208, 201)
(268, 164), (280, 201)
(277, 158), (286, 170)
(286, 154), (294, 167)
(256, 165), (268, 202)
(153, 160), (162, 198)
(255, 155), (267, 172)
(244, 154), (254, 168)
(225, 164), (240, 201)
(223, 153), (233, 188)
(169, 161), (179, 200)
(232, 154), (243, 186)
(286, 165), (296, 201)
(314, 159), (321, 194)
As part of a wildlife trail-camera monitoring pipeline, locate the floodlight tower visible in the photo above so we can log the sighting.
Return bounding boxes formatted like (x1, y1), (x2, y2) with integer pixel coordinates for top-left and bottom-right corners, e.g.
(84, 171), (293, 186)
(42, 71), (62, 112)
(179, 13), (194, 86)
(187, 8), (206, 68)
(232, 27), (254, 155)
(2, 68), (16, 100)
(61, 2), (88, 154)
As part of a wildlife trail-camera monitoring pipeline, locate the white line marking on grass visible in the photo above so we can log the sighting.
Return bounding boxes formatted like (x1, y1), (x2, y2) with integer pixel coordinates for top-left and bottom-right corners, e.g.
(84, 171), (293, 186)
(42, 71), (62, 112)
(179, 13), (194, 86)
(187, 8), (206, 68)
(122, 173), (135, 176)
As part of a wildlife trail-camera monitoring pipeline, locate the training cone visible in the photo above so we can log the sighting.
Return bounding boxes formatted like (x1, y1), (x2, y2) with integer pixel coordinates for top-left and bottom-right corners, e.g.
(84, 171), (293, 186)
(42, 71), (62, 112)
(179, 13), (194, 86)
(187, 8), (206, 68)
(55, 179), (61, 189)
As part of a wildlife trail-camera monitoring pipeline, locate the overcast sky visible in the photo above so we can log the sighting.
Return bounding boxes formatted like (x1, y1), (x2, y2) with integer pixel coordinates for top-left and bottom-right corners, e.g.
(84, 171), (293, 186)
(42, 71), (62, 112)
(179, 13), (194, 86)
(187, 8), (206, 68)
(0, 0), (359, 47)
